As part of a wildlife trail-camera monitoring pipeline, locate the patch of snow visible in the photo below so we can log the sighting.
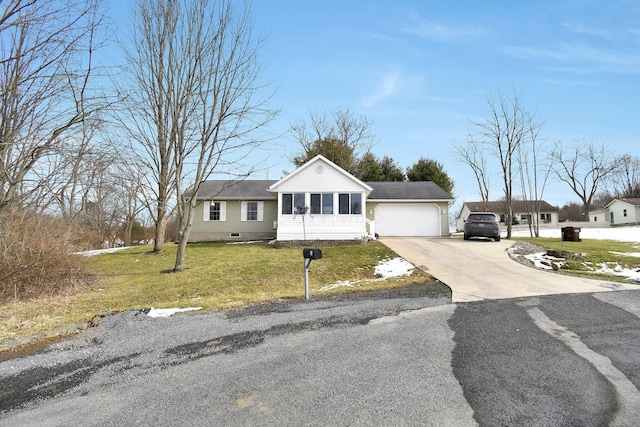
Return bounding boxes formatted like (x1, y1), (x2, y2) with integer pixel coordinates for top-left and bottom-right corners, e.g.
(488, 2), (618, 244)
(524, 252), (565, 270)
(319, 281), (357, 291)
(609, 251), (640, 258)
(74, 247), (131, 257)
(588, 263), (640, 282)
(511, 226), (640, 242)
(374, 257), (414, 279)
(146, 307), (202, 318)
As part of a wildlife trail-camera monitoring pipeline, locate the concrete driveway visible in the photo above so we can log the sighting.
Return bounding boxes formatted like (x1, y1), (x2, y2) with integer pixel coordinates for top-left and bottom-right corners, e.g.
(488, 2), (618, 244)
(381, 237), (627, 302)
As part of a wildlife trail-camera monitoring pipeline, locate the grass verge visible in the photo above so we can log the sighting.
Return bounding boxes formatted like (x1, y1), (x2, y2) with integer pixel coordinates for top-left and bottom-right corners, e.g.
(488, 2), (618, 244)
(0, 241), (440, 352)
(513, 237), (640, 282)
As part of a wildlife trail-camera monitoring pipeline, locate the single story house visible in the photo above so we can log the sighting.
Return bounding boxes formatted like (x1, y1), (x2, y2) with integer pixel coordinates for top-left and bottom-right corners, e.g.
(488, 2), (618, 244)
(588, 198), (640, 226)
(456, 200), (560, 231)
(188, 155), (453, 242)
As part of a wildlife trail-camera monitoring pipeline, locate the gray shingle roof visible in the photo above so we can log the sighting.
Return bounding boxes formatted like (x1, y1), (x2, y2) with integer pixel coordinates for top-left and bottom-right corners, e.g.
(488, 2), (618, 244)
(366, 181), (453, 200)
(192, 179), (454, 201)
(464, 200), (559, 213)
(193, 180), (277, 200)
(619, 198), (640, 206)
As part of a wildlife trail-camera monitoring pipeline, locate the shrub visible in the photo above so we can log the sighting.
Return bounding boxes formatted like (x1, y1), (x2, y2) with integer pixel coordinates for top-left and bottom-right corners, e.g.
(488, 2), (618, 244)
(0, 208), (95, 303)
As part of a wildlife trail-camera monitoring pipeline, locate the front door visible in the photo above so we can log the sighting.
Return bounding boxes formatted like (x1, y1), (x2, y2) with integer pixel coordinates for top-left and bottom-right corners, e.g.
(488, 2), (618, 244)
(610, 212), (614, 224)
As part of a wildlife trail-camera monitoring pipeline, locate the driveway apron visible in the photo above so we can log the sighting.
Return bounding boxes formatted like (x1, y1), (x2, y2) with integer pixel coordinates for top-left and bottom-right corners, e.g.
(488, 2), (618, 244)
(380, 237), (628, 302)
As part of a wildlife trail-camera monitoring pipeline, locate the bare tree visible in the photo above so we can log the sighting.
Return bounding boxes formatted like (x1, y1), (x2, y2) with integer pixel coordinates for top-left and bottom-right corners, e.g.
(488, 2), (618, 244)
(468, 89), (537, 238)
(612, 154), (640, 198)
(121, 0), (276, 269)
(291, 108), (375, 173)
(516, 113), (551, 237)
(550, 140), (619, 218)
(0, 0), (108, 211)
(452, 137), (490, 210)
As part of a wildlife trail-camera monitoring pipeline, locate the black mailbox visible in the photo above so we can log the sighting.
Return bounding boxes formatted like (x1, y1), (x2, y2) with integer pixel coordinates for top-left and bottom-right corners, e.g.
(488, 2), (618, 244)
(303, 248), (322, 260)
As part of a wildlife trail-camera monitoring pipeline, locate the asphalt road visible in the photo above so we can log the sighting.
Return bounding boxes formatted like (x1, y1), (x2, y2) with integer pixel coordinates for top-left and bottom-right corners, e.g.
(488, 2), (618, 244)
(1, 285), (640, 426)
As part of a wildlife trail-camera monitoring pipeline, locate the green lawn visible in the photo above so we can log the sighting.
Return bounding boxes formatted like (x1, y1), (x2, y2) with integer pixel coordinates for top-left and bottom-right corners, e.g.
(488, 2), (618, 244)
(513, 237), (640, 282)
(0, 241), (436, 350)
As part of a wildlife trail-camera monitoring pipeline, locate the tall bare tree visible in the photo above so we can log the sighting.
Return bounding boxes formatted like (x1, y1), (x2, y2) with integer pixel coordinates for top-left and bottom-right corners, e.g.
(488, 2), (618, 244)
(467, 90), (538, 238)
(516, 112), (551, 237)
(121, 0), (276, 269)
(0, 0), (108, 211)
(550, 140), (619, 218)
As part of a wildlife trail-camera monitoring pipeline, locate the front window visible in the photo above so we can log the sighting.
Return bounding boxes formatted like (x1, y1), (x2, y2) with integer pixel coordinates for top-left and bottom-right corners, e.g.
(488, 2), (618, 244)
(310, 193), (333, 214)
(282, 193), (306, 214)
(210, 202), (221, 221)
(246, 202), (258, 221)
(322, 193), (333, 214)
(294, 193), (306, 214)
(338, 193), (362, 215)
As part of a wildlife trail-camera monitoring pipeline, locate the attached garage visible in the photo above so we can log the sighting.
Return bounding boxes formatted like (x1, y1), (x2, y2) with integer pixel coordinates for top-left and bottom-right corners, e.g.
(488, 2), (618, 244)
(365, 181), (453, 238)
(374, 203), (441, 236)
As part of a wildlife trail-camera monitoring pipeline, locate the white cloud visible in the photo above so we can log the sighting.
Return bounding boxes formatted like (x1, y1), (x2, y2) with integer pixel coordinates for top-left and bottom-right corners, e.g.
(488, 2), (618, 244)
(361, 71), (402, 107)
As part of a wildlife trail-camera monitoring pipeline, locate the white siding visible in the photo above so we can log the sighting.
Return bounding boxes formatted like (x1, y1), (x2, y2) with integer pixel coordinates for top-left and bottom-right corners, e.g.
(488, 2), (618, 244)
(273, 158), (368, 193)
(608, 200), (640, 225)
(276, 191), (367, 240)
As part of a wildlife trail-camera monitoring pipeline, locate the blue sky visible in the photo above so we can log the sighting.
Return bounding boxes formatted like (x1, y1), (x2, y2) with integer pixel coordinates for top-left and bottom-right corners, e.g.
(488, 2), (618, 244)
(110, 1), (640, 209)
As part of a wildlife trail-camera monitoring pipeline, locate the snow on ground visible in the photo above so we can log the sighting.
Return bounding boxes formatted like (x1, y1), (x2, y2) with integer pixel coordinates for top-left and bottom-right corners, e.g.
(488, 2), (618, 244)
(74, 246), (131, 257)
(374, 257), (414, 279)
(511, 226), (640, 283)
(320, 257), (414, 291)
(510, 226), (640, 243)
(146, 307), (202, 318)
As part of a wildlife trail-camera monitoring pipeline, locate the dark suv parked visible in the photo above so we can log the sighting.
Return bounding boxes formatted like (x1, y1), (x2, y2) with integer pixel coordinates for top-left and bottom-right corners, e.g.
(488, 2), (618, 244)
(464, 212), (501, 241)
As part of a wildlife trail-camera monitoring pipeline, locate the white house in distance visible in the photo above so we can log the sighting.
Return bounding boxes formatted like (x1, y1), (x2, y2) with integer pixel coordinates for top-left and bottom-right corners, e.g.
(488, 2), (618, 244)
(456, 200), (560, 231)
(188, 155), (454, 243)
(589, 198), (640, 225)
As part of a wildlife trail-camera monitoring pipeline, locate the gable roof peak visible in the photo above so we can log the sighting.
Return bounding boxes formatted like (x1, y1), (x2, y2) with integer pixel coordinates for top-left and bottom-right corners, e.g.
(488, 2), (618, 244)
(267, 155), (372, 193)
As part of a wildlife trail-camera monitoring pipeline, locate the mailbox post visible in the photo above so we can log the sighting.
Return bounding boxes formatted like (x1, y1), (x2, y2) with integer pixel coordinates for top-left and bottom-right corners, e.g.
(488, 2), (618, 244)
(302, 248), (322, 300)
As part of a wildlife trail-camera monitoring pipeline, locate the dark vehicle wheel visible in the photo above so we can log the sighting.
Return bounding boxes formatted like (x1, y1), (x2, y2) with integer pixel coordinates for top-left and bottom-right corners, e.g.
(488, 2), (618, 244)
(464, 234), (469, 240)
(495, 236), (501, 242)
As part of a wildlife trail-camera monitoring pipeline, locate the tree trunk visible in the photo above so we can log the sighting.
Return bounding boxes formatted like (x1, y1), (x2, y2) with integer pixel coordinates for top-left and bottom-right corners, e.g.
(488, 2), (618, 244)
(123, 215), (134, 246)
(154, 213), (167, 253)
(174, 199), (196, 271)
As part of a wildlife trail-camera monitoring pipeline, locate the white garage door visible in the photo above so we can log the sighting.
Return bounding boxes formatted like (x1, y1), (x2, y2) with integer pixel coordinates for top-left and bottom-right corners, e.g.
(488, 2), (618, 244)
(374, 204), (441, 237)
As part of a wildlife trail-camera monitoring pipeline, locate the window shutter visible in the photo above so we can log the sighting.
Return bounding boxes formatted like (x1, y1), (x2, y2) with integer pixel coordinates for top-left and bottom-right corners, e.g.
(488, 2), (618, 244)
(241, 201), (247, 221)
(257, 201), (264, 221)
(219, 201), (226, 221)
(203, 201), (210, 221)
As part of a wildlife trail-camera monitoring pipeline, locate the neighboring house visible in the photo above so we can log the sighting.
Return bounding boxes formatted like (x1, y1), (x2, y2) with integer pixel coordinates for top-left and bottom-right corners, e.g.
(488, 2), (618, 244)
(588, 198), (640, 226)
(188, 155), (453, 242)
(456, 200), (560, 231)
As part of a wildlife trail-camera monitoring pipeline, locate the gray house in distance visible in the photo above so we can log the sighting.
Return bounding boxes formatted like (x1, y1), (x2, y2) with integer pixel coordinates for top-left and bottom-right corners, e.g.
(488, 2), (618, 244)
(456, 200), (560, 231)
(188, 155), (454, 242)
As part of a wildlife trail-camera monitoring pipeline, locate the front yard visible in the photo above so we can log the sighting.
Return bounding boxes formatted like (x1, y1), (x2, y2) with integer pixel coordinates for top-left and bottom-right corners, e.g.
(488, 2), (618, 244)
(0, 241), (439, 352)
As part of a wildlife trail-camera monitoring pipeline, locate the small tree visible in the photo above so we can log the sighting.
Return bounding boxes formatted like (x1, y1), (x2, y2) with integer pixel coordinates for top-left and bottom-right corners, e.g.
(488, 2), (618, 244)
(406, 157), (454, 194)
